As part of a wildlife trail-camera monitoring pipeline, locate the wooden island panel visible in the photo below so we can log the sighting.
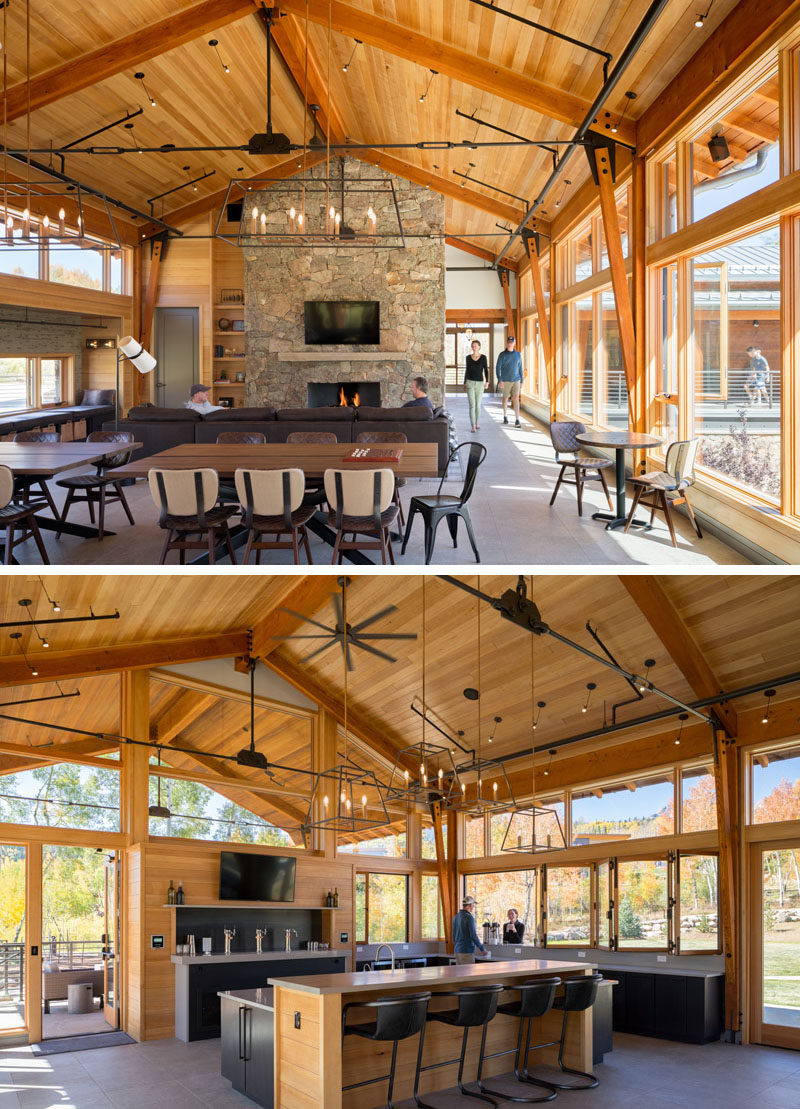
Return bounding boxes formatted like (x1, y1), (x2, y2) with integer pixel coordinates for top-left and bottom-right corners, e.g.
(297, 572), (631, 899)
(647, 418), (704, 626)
(271, 961), (594, 1109)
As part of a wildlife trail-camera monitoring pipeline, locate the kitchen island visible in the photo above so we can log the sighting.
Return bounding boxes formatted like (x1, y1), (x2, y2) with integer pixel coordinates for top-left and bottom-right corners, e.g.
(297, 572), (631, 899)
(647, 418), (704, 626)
(267, 958), (595, 1108)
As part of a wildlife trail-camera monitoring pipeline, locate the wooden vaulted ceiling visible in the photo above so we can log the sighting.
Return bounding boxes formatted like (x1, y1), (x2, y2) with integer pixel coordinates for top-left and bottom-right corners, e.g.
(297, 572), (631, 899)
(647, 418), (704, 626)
(0, 0), (751, 261)
(0, 574), (799, 839)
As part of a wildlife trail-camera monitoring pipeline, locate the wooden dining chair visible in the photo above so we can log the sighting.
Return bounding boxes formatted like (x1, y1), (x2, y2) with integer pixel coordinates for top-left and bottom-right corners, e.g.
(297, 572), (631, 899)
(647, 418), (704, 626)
(624, 439), (703, 547)
(287, 430), (337, 507)
(147, 468), (238, 564)
(356, 430), (408, 525)
(12, 430), (61, 518)
(234, 468), (313, 565)
(55, 431), (136, 542)
(0, 464), (49, 564)
(323, 468), (398, 564)
(548, 421), (614, 517)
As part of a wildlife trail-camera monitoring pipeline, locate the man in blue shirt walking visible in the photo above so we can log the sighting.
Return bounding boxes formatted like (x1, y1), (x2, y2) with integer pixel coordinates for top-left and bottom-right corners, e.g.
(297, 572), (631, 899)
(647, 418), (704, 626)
(452, 894), (490, 964)
(495, 335), (524, 428)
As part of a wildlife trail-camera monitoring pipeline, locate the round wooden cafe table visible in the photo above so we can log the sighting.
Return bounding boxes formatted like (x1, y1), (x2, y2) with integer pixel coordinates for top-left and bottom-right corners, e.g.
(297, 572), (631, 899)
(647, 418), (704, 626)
(576, 430), (663, 530)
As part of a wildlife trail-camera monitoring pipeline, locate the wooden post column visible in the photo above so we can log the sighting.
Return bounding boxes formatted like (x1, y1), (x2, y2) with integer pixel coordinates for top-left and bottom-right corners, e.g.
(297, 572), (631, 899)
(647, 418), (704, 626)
(524, 231), (555, 420)
(26, 843), (43, 1043)
(431, 801), (455, 952)
(499, 268), (515, 336)
(631, 155), (649, 471)
(312, 707), (338, 858)
(120, 670), (150, 846)
(713, 726), (741, 1038)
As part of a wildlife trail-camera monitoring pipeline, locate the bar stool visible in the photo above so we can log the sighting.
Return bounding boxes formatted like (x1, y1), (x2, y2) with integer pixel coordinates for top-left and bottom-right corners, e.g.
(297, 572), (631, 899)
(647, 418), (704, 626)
(524, 973), (603, 1092)
(417, 983), (504, 1109)
(342, 991), (431, 1109)
(476, 978), (561, 1103)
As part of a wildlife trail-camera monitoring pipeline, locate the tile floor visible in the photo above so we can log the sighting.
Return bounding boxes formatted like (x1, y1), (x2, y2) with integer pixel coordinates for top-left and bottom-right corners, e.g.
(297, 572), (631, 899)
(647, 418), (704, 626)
(1, 1032), (799, 1108)
(6, 395), (750, 566)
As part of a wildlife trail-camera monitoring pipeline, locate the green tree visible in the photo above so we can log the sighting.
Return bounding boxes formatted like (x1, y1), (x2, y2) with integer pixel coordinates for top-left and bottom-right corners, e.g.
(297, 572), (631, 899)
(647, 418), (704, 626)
(618, 898), (644, 939)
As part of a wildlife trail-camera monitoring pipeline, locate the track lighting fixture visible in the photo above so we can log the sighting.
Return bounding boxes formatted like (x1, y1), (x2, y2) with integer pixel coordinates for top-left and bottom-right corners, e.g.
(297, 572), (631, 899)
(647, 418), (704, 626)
(134, 72), (156, 108)
(124, 121), (143, 154)
(17, 599), (48, 648)
(582, 682), (596, 713)
(675, 712), (689, 745)
(10, 632), (38, 677)
(694, 1), (712, 28)
(762, 688), (776, 725)
(543, 749), (557, 776)
(419, 69), (438, 104)
(637, 659), (656, 693)
(208, 38), (230, 75)
(532, 700), (546, 730)
(611, 90), (637, 134)
(553, 179), (571, 208)
(38, 578), (59, 612)
(342, 38), (361, 72)
(487, 715), (502, 744)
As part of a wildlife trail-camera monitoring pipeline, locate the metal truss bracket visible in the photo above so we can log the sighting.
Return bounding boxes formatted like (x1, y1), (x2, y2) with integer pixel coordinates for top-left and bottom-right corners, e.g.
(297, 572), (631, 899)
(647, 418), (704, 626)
(583, 131), (619, 186)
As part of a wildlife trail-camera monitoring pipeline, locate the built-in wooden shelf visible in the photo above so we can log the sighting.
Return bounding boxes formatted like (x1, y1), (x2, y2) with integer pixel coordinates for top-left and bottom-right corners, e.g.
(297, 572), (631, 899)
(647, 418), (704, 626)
(213, 380), (244, 386)
(278, 351), (405, 362)
(214, 331), (245, 336)
(213, 357), (247, 362)
(214, 303), (245, 310)
(163, 903), (338, 910)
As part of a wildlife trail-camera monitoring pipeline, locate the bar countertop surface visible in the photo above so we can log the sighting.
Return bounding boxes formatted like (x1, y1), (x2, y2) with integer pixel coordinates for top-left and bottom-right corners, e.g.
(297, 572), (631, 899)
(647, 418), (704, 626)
(172, 948), (349, 966)
(218, 987), (274, 1012)
(268, 958), (592, 995)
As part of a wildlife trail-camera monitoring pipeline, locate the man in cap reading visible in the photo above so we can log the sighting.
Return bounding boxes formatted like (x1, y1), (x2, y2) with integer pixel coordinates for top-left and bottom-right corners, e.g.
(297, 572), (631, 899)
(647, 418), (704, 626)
(452, 894), (489, 965)
(185, 384), (223, 415)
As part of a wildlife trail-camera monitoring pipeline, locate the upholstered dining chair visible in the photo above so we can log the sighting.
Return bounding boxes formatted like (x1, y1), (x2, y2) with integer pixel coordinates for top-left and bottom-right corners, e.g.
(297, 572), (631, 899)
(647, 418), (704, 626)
(323, 467), (398, 564)
(287, 430), (337, 507)
(12, 430), (61, 518)
(55, 431), (136, 541)
(215, 430), (267, 503)
(548, 421), (614, 517)
(147, 468), (237, 564)
(356, 430), (408, 524)
(0, 464), (49, 564)
(234, 467), (314, 565)
(624, 439), (703, 547)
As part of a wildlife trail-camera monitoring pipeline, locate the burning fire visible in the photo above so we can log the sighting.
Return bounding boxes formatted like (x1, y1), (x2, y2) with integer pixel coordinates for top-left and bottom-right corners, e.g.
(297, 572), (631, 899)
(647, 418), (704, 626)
(338, 387), (360, 407)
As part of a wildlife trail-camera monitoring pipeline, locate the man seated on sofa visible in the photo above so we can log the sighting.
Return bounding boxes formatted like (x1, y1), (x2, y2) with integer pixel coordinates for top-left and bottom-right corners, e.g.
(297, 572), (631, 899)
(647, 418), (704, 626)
(402, 376), (434, 412)
(185, 383), (224, 415)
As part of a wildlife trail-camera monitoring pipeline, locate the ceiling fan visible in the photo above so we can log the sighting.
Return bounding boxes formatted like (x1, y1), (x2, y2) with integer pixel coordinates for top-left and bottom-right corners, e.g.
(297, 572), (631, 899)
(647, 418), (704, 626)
(272, 578), (417, 670)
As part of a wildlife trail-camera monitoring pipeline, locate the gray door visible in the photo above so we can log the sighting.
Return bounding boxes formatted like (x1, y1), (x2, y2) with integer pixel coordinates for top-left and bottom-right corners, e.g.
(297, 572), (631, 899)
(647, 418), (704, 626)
(153, 307), (199, 408)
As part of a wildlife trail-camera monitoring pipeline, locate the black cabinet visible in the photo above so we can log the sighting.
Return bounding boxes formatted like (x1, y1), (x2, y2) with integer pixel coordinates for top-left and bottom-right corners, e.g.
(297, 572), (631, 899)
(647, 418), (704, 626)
(220, 997), (274, 1108)
(603, 967), (722, 1044)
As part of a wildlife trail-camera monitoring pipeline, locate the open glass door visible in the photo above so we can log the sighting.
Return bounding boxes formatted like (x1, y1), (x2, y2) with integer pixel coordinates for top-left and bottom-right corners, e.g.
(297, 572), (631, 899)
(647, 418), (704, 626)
(752, 842), (800, 1048)
(103, 853), (120, 1029)
(0, 844), (26, 1036)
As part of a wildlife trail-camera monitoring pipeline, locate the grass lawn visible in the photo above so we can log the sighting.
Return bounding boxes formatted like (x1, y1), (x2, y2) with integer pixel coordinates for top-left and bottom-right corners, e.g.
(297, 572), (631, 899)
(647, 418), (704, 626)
(764, 939), (800, 1009)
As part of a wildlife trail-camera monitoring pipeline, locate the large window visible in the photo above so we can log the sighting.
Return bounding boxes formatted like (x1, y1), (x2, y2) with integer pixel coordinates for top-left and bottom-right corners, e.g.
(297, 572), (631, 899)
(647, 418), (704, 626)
(0, 207), (127, 292)
(421, 817), (446, 860)
(148, 774), (300, 847)
(0, 355), (70, 414)
(573, 298), (593, 419)
(681, 766), (717, 831)
(0, 763), (119, 832)
(571, 773), (674, 842)
(355, 872), (408, 943)
(677, 853), (719, 952)
(545, 866), (591, 945)
(751, 745), (800, 824)
(421, 874), (443, 939)
(465, 815), (485, 859)
(338, 828), (406, 857)
(616, 858), (669, 949)
(470, 870), (538, 943)
(691, 225), (781, 503)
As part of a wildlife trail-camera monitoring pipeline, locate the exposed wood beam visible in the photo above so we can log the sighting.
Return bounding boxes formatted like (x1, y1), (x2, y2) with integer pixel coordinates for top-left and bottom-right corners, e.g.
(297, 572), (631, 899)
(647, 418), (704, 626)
(0, 633), (249, 687)
(620, 576), (738, 737)
(713, 727), (740, 1035)
(523, 235), (554, 420)
(139, 237), (165, 353)
(151, 759), (310, 803)
(720, 111), (779, 146)
(3, 0), (255, 122)
(595, 149), (636, 418)
(445, 236), (517, 272)
(250, 576), (339, 660)
(431, 800), (453, 953)
(500, 269), (515, 335)
(150, 689), (217, 745)
(446, 309), (508, 323)
(636, 0), (800, 153)
(273, 0), (635, 144)
(0, 737), (119, 776)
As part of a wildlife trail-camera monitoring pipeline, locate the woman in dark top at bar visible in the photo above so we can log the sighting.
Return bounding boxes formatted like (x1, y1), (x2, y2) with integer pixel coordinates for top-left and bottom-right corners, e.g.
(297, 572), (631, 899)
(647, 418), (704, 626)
(503, 908), (525, 944)
(464, 338), (489, 432)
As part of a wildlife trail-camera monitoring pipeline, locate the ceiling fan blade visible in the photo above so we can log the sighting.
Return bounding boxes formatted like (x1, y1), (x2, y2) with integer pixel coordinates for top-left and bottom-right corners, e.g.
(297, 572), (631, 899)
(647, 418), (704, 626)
(355, 632), (418, 641)
(332, 590), (344, 631)
(345, 642), (354, 671)
(271, 634), (337, 640)
(350, 605), (398, 632)
(275, 607), (334, 634)
(299, 642), (337, 664)
(351, 640), (398, 664)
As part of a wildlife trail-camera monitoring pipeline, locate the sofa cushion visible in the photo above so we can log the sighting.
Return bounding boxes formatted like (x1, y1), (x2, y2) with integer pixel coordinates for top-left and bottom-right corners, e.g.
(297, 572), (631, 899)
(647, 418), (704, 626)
(357, 405), (433, 422)
(277, 407), (355, 422)
(79, 388), (116, 407)
(203, 406), (276, 422)
(126, 406), (200, 422)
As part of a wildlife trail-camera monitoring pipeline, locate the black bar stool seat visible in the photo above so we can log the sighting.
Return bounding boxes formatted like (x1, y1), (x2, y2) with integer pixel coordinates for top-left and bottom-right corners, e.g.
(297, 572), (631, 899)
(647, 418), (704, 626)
(342, 990), (431, 1109)
(476, 977), (561, 1103)
(416, 984), (504, 1109)
(526, 973), (604, 1091)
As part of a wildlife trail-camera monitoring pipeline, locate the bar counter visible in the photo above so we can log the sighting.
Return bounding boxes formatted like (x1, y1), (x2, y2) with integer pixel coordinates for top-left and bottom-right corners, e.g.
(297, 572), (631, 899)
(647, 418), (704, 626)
(268, 958), (595, 1107)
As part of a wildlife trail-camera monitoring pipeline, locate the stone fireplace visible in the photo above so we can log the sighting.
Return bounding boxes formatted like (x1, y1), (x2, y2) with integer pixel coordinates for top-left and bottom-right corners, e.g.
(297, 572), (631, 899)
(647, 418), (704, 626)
(307, 382), (381, 407)
(243, 159), (445, 409)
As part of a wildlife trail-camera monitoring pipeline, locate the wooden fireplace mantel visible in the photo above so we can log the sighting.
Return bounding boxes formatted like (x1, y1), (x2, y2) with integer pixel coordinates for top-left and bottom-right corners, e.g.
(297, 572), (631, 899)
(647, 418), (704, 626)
(277, 351), (406, 362)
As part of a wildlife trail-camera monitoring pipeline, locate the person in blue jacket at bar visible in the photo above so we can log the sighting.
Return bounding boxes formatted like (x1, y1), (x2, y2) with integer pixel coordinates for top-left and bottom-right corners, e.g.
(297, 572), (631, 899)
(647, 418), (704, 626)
(452, 894), (490, 965)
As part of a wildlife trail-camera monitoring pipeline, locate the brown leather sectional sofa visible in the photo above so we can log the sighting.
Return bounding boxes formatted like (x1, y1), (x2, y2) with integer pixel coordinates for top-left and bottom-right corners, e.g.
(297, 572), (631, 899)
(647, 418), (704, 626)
(106, 403), (451, 474)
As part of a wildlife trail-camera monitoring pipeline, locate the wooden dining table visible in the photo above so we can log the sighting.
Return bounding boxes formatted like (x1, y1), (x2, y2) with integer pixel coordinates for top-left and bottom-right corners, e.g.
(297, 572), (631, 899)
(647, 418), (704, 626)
(0, 441), (142, 540)
(112, 441), (440, 565)
(576, 430), (663, 531)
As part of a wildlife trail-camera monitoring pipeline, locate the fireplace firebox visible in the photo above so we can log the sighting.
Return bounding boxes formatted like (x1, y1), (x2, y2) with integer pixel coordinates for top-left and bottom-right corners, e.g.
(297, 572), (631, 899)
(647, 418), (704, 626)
(306, 382), (381, 408)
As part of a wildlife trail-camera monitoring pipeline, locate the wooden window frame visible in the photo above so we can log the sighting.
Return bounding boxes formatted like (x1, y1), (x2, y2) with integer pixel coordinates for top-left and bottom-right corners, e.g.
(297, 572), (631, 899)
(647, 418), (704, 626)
(355, 870), (409, 945)
(675, 850), (722, 955)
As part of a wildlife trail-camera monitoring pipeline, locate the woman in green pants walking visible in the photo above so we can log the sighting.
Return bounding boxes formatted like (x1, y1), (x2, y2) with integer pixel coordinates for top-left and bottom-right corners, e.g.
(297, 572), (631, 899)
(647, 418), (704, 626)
(464, 338), (489, 432)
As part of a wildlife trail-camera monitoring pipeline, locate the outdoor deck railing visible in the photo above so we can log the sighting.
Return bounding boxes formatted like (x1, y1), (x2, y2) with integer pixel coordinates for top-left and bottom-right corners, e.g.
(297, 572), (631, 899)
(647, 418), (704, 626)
(0, 943), (24, 1001)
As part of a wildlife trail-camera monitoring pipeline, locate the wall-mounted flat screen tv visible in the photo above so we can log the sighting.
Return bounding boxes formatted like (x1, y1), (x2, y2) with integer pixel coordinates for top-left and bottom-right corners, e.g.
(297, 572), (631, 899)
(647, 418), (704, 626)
(219, 851), (296, 902)
(304, 300), (380, 344)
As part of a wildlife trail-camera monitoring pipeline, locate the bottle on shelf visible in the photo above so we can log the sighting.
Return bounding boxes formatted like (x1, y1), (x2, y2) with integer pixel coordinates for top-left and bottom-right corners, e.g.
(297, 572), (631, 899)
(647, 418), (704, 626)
(333, 887), (339, 908)
(176, 882), (185, 905)
(167, 880), (176, 906)
(325, 890), (332, 907)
